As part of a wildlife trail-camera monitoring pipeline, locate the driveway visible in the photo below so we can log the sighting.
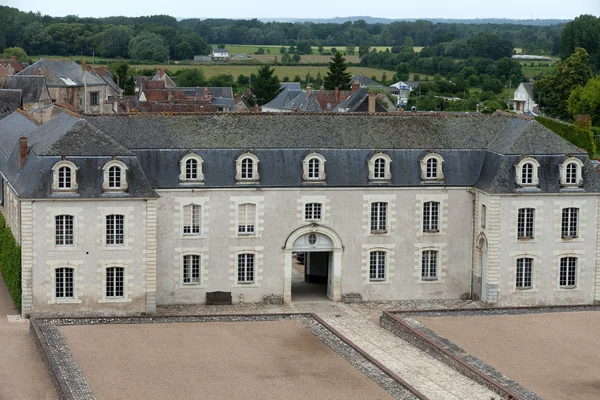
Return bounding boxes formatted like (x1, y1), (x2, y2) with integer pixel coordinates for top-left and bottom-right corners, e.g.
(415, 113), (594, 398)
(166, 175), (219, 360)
(0, 278), (56, 400)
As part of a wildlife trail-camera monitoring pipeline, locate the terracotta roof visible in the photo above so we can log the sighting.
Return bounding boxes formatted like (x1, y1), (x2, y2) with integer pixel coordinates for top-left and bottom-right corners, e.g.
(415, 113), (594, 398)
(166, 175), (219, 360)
(0, 64), (11, 76)
(0, 58), (24, 73)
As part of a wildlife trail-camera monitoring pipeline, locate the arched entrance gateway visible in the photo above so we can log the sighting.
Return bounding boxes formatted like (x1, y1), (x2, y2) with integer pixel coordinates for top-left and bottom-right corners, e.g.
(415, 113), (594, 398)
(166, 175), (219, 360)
(283, 225), (344, 303)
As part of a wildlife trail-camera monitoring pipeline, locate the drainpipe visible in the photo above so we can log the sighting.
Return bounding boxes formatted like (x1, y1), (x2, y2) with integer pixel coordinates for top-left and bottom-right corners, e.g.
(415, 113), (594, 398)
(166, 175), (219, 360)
(466, 187), (476, 300)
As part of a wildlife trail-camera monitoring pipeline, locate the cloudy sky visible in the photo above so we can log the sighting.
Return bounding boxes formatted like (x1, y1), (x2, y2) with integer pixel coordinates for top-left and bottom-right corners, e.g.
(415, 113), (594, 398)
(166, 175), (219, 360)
(3, 0), (599, 19)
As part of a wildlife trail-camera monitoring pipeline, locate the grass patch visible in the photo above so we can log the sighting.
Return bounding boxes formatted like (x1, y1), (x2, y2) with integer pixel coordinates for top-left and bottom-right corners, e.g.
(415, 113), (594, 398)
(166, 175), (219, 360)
(521, 62), (556, 79)
(0, 212), (21, 311)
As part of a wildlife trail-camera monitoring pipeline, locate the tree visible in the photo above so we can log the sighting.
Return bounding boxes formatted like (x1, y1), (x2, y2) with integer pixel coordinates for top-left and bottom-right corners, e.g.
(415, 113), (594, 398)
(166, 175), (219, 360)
(403, 36), (414, 49)
(560, 14), (600, 73)
(251, 64), (281, 105)
(296, 40), (312, 55)
(177, 68), (207, 87)
(110, 63), (136, 95)
(279, 46), (286, 54)
(1, 46), (27, 62)
(535, 47), (593, 120)
(128, 31), (169, 62)
(207, 73), (235, 87)
(358, 45), (370, 58)
(396, 62), (410, 81)
(467, 33), (513, 60)
(568, 76), (600, 125)
(323, 52), (352, 90)
(97, 26), (132, 58)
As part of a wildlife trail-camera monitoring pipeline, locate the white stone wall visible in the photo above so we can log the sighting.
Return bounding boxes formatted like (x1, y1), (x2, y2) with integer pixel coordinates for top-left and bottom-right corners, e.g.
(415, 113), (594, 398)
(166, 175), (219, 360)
(155, 187), (474, 305)
(28, 199), (151, 316)
(0, 181), (21, 244)
(492, 194), (598, 306)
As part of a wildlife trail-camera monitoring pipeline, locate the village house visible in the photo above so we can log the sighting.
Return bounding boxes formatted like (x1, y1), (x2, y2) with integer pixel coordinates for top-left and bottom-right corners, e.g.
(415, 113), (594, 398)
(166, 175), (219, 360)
(512, 82), (538, 114)
(1, 111), (599, 317)
(4, 75), (52, 111)
(212, 48), (229, 61)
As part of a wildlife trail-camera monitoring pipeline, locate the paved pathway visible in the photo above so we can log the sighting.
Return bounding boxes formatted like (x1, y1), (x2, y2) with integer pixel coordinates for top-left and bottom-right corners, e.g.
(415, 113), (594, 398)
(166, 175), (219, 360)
(0, 278), (57, 400)
(160, 300), (498, 400)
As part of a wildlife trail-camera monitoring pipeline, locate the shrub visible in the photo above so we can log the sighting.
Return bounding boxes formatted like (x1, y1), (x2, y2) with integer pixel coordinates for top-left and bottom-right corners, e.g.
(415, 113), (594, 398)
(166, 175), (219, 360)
(0, 213), (21, 310)
(535, 116), (596, 158)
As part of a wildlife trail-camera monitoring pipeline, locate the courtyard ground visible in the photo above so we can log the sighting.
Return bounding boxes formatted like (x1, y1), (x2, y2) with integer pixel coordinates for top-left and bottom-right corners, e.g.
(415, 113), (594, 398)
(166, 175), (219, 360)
(416, 310), (600, 400)
(59, 320), (394, 400)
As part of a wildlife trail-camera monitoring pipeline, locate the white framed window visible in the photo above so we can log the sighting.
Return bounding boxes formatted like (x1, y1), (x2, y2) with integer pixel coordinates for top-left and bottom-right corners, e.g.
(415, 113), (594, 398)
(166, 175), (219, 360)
(370, 202), (387, 233)
(55, 215), (74, 246)
(55, 267), (74, 299)
(517, 208), (534, 239)
(237, 253), (255, 283)
(238, 203), (256, 234)
(421, 250), (438, 280)
(179, 153), (204, 183)
(423, 201), (439, 232)
(516, 257), (533, 289)
(106, 214), (124, 245)
(515, 158), (540, 187)
(561, 207), (578, 239)
(182, 254), (201, 284)
(102, 160), (128, 192)
(105, 266), (125, 298)
(235, 153), (260, 183)
(420, 153), (444, 181)
(559, 158), (584, 187)
(369, 251), (386, 281)
(304, 203), (322, 221)
(559, 257), (577, 287)
(183, 204), (201, 235)
(368, 153), (392, 181)
(51, 160), (78, 192)
(302, 153), (326, 181)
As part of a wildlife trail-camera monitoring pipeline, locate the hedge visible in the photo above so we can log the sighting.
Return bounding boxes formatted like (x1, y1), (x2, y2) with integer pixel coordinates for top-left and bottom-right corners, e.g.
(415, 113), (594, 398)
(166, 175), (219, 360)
(0, 213), (21, 310)
(535, 116), (596, 158)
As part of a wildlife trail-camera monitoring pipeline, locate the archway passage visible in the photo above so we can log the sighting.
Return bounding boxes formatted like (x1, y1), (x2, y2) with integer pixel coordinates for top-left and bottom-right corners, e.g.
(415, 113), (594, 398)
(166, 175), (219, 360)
(283, 225), (343, 304)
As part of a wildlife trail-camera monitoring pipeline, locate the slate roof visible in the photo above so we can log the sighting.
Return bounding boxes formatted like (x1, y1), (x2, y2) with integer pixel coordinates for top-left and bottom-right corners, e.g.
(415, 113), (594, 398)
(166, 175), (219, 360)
(351, 74), (383, 87)
(333, 87), (369, 112)
(521, 83), (534, 98)
(18, 60), (106, 87)
(5, 75), (49, 103)
(0, 90), (22, 119)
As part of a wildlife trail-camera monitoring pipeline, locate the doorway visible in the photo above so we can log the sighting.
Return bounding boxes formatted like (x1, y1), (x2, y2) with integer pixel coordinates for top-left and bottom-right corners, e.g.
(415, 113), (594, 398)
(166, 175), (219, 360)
(292, 251), (331, 302)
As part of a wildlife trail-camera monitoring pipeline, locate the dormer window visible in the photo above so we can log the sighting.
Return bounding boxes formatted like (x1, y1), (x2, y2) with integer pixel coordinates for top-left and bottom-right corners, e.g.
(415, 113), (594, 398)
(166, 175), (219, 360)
(515, 157), (540, 187)
(51, 160), (78, 192)
(559, 157), (584, 187)
(368, 153), (392, 181)
(102, 160), (129, 192)
(302, 153), (326, 182)
(420, 153), (444, 181)
(179, 153), (204, 183)
(235, 153), (260, 183)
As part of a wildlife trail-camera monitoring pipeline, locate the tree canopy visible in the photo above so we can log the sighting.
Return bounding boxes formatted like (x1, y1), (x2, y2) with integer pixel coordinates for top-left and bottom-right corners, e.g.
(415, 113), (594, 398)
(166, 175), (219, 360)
(251, 65), (280, 105)
(324, 52), (352, 90)
(0, 46), (27, 62)
(177, 68), (207, 87)
(568, 76), (600, 126)
(560, 14), (600, 73)
(128, 31), (169, 62)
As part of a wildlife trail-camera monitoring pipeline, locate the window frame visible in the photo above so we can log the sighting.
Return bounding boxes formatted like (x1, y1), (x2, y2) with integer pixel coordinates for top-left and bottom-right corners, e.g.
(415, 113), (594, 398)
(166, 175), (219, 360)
(182, 254), (201, 285)
(102, 160), (129, 192)
(368, 153), (392, 181)
(302, 153), (327, 182)
(235, 153), (260, 183)
(559, 257), (577, 288)
(559, 158), (584, 187)
(561, 207), (579, 239)
(515, 157), (540, 187)
(89, 91), (100, 106)
(105, 214), (125, 246)
(55, 267), (75, 299)
(238, 203), (256, 235)
(55, 214), (74, 246)
(369, 250), (387, 282)
(420, 153), (444, 182)
(105, 266), (125, 298)
(422, 201), (440, 232)
(515, 257), (533, 289)
(370, 201), (388, 233)
(421, 250), (439, 281)
(517, 208), (535, 240)
(182, 204), (201, 235)
(179, 153), (205, 183)
(237, 253), (255, 284)
(51, 160), (79, 192)
(304, 202), (323, 221)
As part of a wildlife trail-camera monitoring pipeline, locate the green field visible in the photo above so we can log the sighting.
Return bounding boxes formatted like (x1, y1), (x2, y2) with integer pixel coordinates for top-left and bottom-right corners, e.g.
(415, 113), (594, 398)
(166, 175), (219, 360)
(215, 44), (424, 54)
(521, 62), (556, 79)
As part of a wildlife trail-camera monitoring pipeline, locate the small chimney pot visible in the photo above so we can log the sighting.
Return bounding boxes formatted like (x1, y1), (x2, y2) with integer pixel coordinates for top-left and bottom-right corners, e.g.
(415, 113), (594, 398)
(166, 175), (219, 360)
(19, 137), (28, 170)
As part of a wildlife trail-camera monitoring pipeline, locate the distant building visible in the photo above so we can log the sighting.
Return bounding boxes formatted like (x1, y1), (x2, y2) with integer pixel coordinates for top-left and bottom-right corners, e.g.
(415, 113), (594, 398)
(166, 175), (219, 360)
(5, 75), (52, 111)
(512, 83), (538, 114)
(212, 49), (229, 61)
(350, 74), (383, 88)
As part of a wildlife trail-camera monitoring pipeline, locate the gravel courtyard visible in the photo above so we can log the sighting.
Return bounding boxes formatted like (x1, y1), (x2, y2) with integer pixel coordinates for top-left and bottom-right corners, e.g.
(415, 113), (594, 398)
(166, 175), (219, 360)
(416, 310), (600, 400)
(59, 320), (395, 400)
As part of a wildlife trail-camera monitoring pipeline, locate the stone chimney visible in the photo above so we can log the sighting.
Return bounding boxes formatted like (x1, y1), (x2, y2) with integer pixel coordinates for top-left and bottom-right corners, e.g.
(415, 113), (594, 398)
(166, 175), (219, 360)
(19, 137), (28, 170)
(476, 104), (480, 113)
(305, 84), (312, 100)
(167, 90), (172, 102)
(351, 80), (360, 94)
(335, 87), (339, 101)
(254, 103), (260, 113)
(204, 87), (209, 99)
(368, 93), (376, 114)
(37, 68), (42, 75)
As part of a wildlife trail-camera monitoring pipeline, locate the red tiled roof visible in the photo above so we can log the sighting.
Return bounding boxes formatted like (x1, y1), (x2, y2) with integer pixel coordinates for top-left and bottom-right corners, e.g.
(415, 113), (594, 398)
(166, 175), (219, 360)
(0, 58), (24, 73)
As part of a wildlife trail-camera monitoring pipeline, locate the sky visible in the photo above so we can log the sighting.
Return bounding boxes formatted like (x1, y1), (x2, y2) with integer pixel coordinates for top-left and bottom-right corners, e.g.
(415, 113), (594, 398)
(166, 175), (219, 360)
(3, 0), (599, 20)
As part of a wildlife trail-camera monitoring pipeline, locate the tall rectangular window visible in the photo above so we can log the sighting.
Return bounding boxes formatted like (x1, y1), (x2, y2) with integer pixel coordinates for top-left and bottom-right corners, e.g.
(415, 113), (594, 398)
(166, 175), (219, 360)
(183, 255), (201, 284)
(55, 215), (74, 246)
(370, 202), (387, 233)
(559, 257), (577, 287)
(90, 92), (99, 106)
(421, 250), (438, 280)
(423, 201), (439, 232)
(517, 208), (534, 239)
(238, 203), (256, 234)
(561, 208), (578, 239)
(369, 251), (386, 281)
(55, 268), (74, 299)
(481, 205), (486, 229)
(516, 258), (533, 288)
(237, 253), (255, 283)
(304, 203), (322, 221)
(106, 214), (124, 245)
(106, 267), (124, 298)
(183, 204), (201, 235)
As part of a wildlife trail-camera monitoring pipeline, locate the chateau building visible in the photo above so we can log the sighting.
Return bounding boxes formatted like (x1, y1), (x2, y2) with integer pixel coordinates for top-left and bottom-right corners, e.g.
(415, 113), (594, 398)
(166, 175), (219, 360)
(0, 111), (599, 317)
